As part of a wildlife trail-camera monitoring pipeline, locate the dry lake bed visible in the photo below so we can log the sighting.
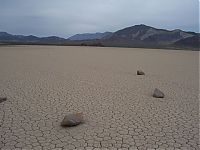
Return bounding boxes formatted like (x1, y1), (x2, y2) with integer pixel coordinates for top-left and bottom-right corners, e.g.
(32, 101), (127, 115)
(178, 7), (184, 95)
(0, 46), (199, 150)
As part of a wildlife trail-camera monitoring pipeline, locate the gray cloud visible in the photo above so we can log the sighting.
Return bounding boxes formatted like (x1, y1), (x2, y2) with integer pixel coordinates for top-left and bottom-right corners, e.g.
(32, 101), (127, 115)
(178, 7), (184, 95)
(0, 0), (199, 38)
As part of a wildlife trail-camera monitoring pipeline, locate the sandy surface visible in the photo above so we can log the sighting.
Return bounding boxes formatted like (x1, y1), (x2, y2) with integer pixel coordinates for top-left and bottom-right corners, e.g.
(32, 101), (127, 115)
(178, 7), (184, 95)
(0, 45), (199, 150)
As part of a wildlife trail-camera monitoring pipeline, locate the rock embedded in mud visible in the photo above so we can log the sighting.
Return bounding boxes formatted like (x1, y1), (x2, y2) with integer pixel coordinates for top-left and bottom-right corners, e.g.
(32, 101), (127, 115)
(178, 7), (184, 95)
(137, 70), (145, 75)
(153, 88), (165, 98)
(0, 97), (7, 103)
(61, 113), (84, 127)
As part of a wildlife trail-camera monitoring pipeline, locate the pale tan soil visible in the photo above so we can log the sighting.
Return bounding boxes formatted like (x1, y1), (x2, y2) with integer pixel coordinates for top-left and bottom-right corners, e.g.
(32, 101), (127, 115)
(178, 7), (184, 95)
(0, 45), (199, 150)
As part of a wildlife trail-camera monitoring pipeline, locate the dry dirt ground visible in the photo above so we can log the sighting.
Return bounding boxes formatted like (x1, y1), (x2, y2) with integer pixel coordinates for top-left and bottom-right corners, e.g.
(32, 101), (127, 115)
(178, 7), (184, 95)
(0, 46), (199, 150)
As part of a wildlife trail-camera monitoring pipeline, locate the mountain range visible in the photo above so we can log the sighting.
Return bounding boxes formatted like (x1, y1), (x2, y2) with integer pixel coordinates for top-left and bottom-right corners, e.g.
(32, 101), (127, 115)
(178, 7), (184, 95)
(0, 24), (199, 50)
(68, 32), (112, 41)
(0, 32), (66, 44)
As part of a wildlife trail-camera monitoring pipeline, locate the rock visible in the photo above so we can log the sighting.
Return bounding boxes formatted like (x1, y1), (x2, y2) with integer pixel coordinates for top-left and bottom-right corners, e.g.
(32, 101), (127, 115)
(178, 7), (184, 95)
(137, 70), (145, 75)
(61, 113), (84, 127)
(153, 88), (164, 98)
(0, 97), (7, 103)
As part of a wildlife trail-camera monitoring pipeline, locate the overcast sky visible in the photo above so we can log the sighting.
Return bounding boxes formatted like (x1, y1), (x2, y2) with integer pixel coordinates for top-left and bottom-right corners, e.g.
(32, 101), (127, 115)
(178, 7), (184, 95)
(0, 0), (199, 38)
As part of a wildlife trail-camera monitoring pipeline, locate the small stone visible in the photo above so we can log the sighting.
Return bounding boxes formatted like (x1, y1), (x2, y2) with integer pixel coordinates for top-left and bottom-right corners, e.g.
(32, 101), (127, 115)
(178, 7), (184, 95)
(0, 97), (7, 103)
(61, 113), (84, 127)
(137, 70), (145, 75)
(153, 88), (164, 98)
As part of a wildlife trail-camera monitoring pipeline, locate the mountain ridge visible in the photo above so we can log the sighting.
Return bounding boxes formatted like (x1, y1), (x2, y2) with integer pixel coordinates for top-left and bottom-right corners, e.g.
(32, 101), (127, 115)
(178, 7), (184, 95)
(68, 32), (113, 41)
(0, 32), (66, 44)
(0, 24), (199, 50)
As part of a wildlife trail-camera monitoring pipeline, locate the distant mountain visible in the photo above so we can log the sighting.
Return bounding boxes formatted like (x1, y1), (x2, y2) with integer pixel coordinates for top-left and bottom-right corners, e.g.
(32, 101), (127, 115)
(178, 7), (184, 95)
(0, 32), (66, 44)
(68, 32), (113, 41)
(0, 25), (199, 50)
(100, 24), (199, 49)
(64, 24), (200, 50)
(71, 24), (198, 50)
(109, 25), (194, 42)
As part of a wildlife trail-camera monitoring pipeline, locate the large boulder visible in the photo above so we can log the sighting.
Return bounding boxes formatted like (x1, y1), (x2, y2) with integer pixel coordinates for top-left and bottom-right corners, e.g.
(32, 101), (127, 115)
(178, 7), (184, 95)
(153, 88), (164, 98)
(0, 97), (7, 103)
(61, 113), (84, 127)
(137, 70), (145, 75)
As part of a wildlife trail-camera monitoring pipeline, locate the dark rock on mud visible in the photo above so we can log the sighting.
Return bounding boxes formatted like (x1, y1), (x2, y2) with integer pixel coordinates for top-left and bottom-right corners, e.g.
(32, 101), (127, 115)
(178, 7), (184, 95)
(0, 97), (7, 103)
(137, 70), (145, 75)
(61, 113), (84, 127)
(153, 88), (164, 98)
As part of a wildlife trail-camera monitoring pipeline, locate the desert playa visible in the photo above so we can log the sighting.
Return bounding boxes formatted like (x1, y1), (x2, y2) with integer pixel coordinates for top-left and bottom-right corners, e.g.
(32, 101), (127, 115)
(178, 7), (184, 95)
(0, 45), (199, 150)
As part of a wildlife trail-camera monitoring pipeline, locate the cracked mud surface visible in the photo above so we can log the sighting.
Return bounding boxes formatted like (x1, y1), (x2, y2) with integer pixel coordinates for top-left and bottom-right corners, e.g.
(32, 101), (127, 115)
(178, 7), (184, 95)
(0, 46), (199, 150)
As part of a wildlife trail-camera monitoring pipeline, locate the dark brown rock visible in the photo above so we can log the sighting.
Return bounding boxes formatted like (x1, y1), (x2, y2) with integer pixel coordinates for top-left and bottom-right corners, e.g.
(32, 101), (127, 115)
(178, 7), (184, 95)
(61, 113), (84, 127)
(0, 97), (7, 103)
(153, 88), (164, 98)
(137, 70), (145, 75)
